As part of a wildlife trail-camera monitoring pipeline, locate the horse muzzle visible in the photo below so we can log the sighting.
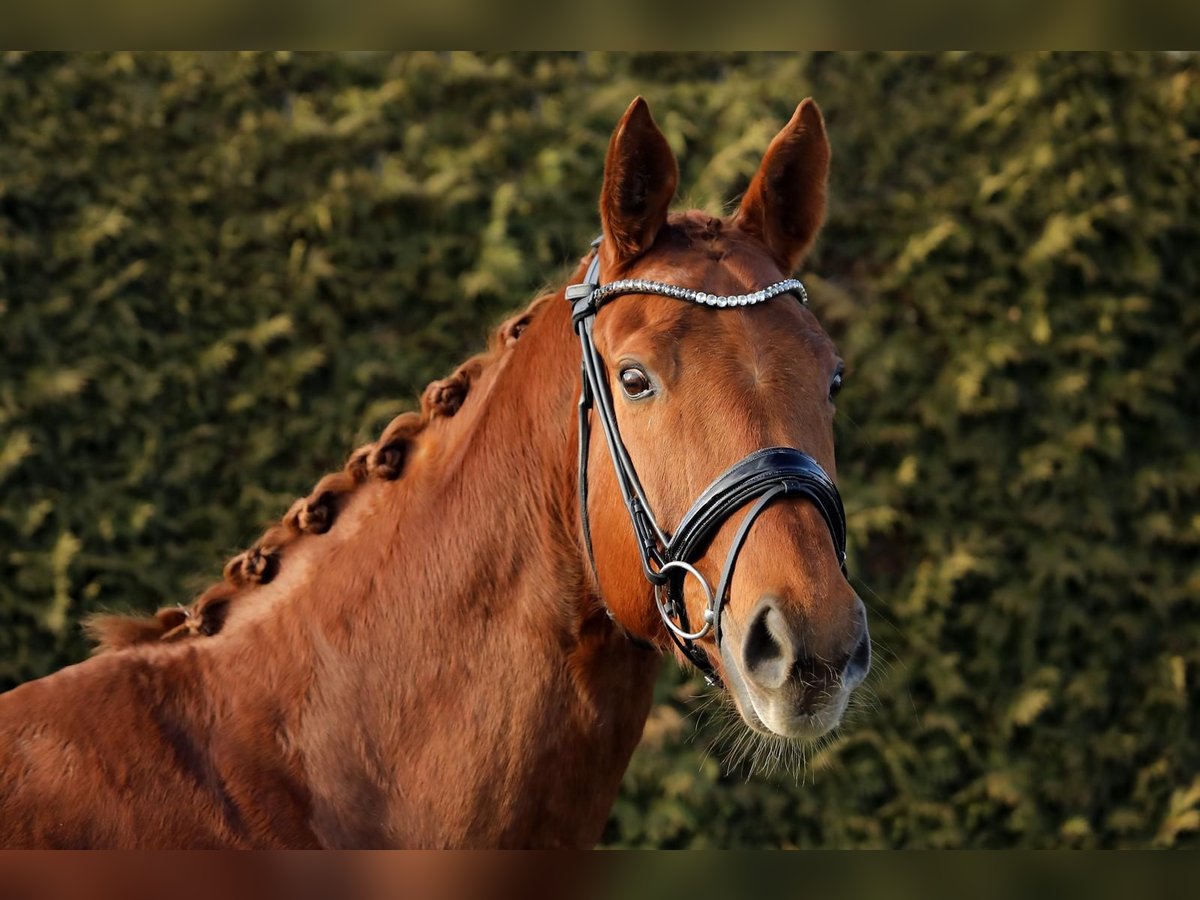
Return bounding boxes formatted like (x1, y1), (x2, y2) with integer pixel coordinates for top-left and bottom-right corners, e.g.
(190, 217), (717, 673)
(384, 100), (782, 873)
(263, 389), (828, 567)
(719, 596), (871, 739)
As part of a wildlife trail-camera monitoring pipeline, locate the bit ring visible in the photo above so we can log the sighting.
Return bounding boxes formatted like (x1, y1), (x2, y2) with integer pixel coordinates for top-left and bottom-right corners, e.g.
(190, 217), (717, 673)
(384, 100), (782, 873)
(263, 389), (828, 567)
(654, 560), (716, 642)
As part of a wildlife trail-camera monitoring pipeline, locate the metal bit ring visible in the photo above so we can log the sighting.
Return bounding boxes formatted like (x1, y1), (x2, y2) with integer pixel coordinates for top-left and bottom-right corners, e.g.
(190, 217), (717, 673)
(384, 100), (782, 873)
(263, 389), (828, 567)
(654, 560), (716, 642)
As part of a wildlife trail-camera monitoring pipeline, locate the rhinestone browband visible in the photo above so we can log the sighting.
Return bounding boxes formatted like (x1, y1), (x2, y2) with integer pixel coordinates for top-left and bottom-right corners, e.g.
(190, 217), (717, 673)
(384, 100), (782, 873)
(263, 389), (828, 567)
(587, 277), (807, 312)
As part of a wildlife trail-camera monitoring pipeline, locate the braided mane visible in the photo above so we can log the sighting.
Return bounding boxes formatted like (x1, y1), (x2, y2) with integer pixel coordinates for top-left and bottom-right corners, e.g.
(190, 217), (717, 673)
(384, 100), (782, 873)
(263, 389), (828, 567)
(85, 290), (555, 653)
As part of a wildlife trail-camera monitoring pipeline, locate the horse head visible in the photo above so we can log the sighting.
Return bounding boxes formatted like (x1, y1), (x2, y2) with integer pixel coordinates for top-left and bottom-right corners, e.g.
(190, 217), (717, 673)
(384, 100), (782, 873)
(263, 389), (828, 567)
(579, 98), (869, 741)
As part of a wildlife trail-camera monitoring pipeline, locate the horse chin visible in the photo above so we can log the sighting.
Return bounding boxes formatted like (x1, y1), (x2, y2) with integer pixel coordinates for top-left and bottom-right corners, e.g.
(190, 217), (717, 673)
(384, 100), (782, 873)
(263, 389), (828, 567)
(717, 639), (850, 742)
(755, 691), (850, 741)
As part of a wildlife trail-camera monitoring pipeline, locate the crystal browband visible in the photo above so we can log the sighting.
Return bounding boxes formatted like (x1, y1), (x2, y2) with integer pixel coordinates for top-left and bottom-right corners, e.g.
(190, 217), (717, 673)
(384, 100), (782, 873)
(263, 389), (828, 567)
(591, 277), (806, 310)
(567, 276), (808, 325)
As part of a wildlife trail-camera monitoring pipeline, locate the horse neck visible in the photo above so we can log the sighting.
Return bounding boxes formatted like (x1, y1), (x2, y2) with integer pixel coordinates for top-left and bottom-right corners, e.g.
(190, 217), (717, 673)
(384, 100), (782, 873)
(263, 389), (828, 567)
(208, 289), (661, 847)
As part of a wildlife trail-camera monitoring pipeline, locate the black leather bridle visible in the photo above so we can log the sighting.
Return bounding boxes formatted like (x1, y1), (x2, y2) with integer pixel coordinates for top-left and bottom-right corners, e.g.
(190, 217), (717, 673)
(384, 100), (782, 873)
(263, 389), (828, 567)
(567, 236), (848, 686)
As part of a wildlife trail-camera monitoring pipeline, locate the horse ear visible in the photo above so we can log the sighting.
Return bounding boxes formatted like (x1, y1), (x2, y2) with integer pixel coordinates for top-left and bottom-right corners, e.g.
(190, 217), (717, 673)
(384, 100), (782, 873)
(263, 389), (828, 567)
(600, 97), (679, 262)
(735, 98), (831, 272)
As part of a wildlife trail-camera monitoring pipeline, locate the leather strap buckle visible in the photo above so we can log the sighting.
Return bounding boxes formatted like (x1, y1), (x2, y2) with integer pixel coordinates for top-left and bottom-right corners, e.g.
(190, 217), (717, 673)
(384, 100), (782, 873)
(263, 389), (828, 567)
(564, 283), (593, 302)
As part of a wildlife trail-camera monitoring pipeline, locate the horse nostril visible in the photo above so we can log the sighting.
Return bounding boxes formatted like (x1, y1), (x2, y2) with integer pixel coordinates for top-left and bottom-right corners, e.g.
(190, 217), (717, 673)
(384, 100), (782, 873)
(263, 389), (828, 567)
(842, 619), (872, 689)
(742, 601), (794, 690)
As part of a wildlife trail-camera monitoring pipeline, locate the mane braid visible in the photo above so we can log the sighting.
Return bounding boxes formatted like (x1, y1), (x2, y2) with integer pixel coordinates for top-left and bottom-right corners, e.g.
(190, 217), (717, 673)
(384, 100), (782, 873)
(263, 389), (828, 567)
(84, 290), (558, 654)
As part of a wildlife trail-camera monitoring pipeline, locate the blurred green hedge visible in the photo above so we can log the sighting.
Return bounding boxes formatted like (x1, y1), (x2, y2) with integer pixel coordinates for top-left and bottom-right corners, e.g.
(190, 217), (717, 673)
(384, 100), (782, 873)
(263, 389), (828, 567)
(2, 52), (1197, 848)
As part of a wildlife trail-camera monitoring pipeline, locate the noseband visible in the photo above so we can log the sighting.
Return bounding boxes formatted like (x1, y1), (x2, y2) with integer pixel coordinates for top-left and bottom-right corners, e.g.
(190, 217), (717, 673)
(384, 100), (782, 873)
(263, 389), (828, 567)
(567, 237), (848, 686)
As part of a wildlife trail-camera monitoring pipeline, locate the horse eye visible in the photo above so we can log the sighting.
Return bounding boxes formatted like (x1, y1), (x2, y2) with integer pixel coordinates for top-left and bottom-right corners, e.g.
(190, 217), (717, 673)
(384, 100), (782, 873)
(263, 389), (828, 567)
(829, 371), (844, 400)
(619, 366), (653, 399)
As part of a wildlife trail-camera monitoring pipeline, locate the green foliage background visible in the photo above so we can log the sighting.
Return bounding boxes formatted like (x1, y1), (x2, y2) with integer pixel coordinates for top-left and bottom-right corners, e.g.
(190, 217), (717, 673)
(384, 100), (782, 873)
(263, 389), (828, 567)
(2, 52), (1197, 848)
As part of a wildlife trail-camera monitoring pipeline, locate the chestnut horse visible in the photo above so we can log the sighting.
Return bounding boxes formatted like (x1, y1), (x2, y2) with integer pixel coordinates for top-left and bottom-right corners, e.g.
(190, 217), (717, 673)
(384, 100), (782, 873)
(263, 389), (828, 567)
(0, 97), (869, 848)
